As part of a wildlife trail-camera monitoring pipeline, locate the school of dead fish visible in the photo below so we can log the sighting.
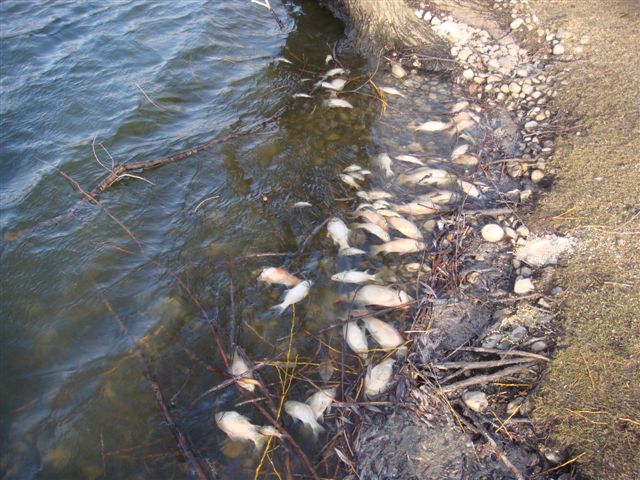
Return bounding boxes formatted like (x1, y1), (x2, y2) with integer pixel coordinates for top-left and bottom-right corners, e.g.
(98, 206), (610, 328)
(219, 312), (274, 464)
(215, 58), (484, 454)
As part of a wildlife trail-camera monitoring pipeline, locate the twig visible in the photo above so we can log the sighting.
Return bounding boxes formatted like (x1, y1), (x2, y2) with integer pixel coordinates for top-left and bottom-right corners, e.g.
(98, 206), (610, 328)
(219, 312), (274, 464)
(251, 0), (285, 30)
(456, 346), (550, 362)
(440, 363), (535, 394)
(193, 195), (220, 213)
(134, 81), (166, 110)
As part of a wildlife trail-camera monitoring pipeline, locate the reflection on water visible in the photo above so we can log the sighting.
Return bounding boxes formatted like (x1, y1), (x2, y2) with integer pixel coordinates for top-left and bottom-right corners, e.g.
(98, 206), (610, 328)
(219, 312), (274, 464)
(0, 0), (474, 478)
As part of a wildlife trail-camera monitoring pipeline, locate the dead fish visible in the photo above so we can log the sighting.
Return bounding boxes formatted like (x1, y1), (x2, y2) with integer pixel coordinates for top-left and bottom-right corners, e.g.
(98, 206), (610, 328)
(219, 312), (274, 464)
(325, 54), (333, 64)
(364, 358), (395, 397)
(418, 190), (459, 205)
(458, 179), (481, 197)
(292, 93), (313, 99)
(379, 86), (405, 97)
(229, 351), (257, 392)
(362, 317), (404, 349)
(306, 388), (336, 421)
(356, 190), (394, 202)
(453, 118), (475, 133)
(258, 426), (283, 438)
(372, 200), (391, 209)
(370, 239), (426, 256)
(327, 217), (350, 251)
(343, 164), (362, 173)
(331, 269), (380, 284)
(373, 153), (393, 177)
(284, 401), (325, 437)
(343, 321), (368, 358)
(393, 201), (440, 216)
(339, 247), (367, 256)
(324, 98), (353, 109)
(318, 355), (335, 381)
(293, 201), (312, 208)
(349, 285), (413, 307)
(416, 120), (451, 132)
(451, 154), (479, 166)
(386, 216), (423, 240)
(355, 208), (388, 230)
(451, 144), (469, 158)
(354, 222), (391, 242)
(324, 67), (346, 77)
(395, 154), (424, 166)
(451, 100), (469, 113)
(215, 411), (265, 449)
(272, 280), (313, 314)
(338, 173), (360, 189)
(275, 57), (293, 65)
(347, 171), (366, 182)
(321, 78), (347, 91)
(360, 169), (372, 175)
(258, 267), (301, 287)
(397, 167), (455, 186)
(377, 208), (401, 218)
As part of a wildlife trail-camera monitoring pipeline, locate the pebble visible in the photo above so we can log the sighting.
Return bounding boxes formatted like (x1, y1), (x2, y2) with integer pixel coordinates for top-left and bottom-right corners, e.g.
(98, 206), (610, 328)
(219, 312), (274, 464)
(514, 276), (535, 294)
(510, 18), (524, 30)
(391, 63), (407, 78)
(463, 68), (475, 80)
(531, 169), (545, 183)
(524, 120), (538, 130)
(509, 82), (521, 94)
(552, 44), (565, 55)
(504, 226), (517, 240)
(516, 225), (530, 238)
(530, 340), (548, 352)
(458, 47), (473, 62)
(481, 224), (505, 242)
(509, 326), (527, 342)
(463, 391), (489, 412)
(482, 333), (502, 349)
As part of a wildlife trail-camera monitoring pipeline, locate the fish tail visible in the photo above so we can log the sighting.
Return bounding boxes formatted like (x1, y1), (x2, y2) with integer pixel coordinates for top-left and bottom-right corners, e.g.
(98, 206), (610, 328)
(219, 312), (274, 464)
(310, 420), (325, 439)
(271, 303), (287, 315)
(253, 433), (267, 451)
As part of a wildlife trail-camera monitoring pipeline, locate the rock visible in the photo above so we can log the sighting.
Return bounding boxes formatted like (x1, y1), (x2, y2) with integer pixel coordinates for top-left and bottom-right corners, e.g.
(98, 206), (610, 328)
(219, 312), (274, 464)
(531, 169), (545, 183)
(516, 67), (528, 78)
(552, 44), (565, 55)
(481, 224), (505, 242)
(522, 84), (534, 95)
(525, 120), (538, 130)
(515, 235), (576, 267)
(579, 35), (590, 45)
(510, 18), (524, 30)
(458, 47), (473, 62)
(487, 58), (500, 71)
(509, 326), (527, 342)
(514, 276), (535, 295)
(520, 266), (532, 277)
(530, 340), (548, 352)
(504, 226), (517, 240)
(516, 225), (530, 238)
(463, 391), (489, 412)
(482, 333), (503, 349)
(507, 397), (524, 415)
(462, 68), (474, 80)
(509, 82), (522, 94)
(391, 63), (407, 79)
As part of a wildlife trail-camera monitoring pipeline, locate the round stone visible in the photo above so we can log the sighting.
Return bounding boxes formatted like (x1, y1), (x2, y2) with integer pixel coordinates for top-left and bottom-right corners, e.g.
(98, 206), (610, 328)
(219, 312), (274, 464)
(462, 68), (475, 80)
(552, 44), (565, 55)
(463, 391), (489, 412)
(530, 340), (548, 352)
(391, 63), (407, 78)
(481, 224), (505, 242)
(509, 82), (522, 94)
(510, 18), (524, 30)
(531, 169), (545, 183)
(514, 276), (535, 294)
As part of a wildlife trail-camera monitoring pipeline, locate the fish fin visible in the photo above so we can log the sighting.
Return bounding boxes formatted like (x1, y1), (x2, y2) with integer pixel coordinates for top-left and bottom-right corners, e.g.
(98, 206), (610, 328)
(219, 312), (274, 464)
(310, 421), (325, 439)
(271, 303), (287, 315)
(369, 245), (382, 256)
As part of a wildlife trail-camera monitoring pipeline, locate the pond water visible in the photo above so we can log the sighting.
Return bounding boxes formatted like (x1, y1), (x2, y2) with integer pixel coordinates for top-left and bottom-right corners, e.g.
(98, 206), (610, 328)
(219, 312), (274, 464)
(0, 1), (475, 478)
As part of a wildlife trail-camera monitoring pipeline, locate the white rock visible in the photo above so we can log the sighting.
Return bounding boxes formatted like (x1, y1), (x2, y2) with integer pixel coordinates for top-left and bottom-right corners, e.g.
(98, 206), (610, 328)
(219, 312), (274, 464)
(531, 169), (545, 183)
(510, 18), (524, 30)
(552, 44), (565, 55)
(423, 11), (432, 22)
(463, 391), (489, 412)
(514, 276), (535, 295)
(509, 82), (521, 94)
(524, 120), (538, 130)
(481, 224), (505, 242)
(458, 47), (473, 62)
(522, 84), (534, 95)
(530, 340), (548, 352)
(391, 63), (407, 78)
(516, 68), (528, 78)
(515, 235), (575, 267)
(579, 35), (590, 45)
(516, 226), (530, 238)
(462, 68), (475, 80)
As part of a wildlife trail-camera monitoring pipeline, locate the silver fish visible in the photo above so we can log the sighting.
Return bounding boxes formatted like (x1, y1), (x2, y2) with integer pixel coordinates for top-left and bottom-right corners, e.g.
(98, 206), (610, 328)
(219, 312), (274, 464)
(356, 190), (394, 201)
(379, 86), (405, 97)
(258, 267), (301, 287)
(354, 222), (391, 242)
(349, 285), (413, 307)
(324, 98), (353, 109)
(343, 321), (368, 358)
(229, 351), (256, 392)
(306, 388), (336, 421)
(327, 217), (350, 251)
(386, 216), (423, 240)
(339, 173), (360, 189)
(293, 201), (313, 208)
(321, 78), (347, 91)
(215, 411), (265, 449)
(362, 317), (404, 349)
(284, 401), (325, 437)
(364, 358), (395, 397)
(415, 120), (451, 132)
(272, 280), (313, 314)
(339, 247), (367, 256)
(373, 153), (393, 177)
(331, 269), (380, 284)
(395, 154), (424, 166)
(370, 238), (426, 256)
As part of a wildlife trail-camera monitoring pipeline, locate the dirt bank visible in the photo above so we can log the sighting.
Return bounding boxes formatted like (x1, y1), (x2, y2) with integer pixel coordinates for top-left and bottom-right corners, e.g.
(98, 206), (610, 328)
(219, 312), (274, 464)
(527, 0), (640, 478)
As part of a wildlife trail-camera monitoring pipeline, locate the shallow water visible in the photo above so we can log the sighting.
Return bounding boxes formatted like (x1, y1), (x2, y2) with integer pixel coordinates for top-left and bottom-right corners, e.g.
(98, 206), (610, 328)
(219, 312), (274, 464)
(0, 2), (476, 478)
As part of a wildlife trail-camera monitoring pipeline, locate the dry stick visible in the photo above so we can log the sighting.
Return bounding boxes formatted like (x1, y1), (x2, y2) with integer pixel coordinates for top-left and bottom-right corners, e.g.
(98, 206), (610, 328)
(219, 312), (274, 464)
(434, 356), (538, 371)
(457, 346), (550, 362)
(95, 287), (212, 480)
(440, 363), (535, 394)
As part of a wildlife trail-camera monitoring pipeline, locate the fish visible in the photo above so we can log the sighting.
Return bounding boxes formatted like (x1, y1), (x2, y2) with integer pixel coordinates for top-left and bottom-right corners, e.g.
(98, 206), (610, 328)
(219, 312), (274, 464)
(353, 222), (391, 242)
(458, 179), (481, 197)
(258, 426), (283, 438)
(324, 67), (346, 77)
(373, 153), (393, 177)
(370, 239), (426, 256)
(393, 201), (440, 216)
(364, 358), (395, 397)
(306, 388), (336, 421)
(327, 217), (350, 251)
(258, 267), (301, 287)
(321, 78), (347, 91)
(293, 201), (312, 208)
(356, 190), (394, 202)
(343, 321), (368, 358)
(386, 216), (423, 240)
(215, 411), (265, 449)
(331, 269), (380, 284)
(418, 190), (459, 205)
(372, 200), (392, 210)
(348, 171), (366, 182)
(362, 317), (404, 349)
(338, 173), (361, 189)
(284, 401), (325, 437)
(325, 54), (333, 64)
(451, 101), (469, 113)
(395, 154), (425, 166)
(416, 120), (451, 132)
(343, 164), (362, 173)
(275, 57), (293, 65)
(348, 285), (413, 307)
(397, 167), (456, 186)
(453, 118), (475, 133)
(360, 169), (372, 175)
(272, 280), (313, 314)
(318, 355), (335, 381)
(355, 209), (388, 230)
(377, 208), (401, 218)
(339, 247), (367, 256)
(324, 98), (353, 109)
(379, 86), (405, 97)
(229, 351), (257, 392)
(451, 154), (479, 166)
(292, 93), (313, 99)
(451, 144), (469, 158)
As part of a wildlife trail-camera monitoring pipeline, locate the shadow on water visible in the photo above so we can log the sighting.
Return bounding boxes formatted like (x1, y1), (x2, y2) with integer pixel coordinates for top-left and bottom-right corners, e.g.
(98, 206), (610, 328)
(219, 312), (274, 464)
(0, 0), (467, 478)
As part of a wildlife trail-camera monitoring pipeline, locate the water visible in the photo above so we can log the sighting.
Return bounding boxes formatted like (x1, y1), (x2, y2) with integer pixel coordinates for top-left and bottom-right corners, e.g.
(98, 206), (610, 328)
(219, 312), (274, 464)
(0, 1), (469, 478)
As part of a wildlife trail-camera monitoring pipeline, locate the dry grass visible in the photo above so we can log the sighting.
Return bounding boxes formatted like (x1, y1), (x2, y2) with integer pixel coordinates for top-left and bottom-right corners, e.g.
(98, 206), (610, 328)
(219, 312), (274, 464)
(526, 0), (640, 478)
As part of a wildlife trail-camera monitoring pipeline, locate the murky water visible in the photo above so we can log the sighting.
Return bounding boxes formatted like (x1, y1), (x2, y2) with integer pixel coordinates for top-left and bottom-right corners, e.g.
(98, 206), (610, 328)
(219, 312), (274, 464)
(0, 1), (475, 478)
